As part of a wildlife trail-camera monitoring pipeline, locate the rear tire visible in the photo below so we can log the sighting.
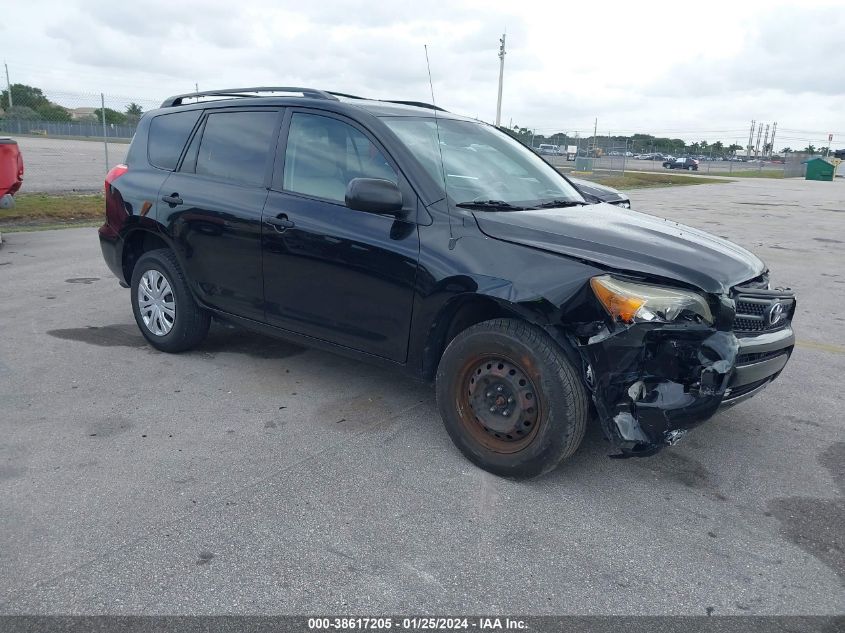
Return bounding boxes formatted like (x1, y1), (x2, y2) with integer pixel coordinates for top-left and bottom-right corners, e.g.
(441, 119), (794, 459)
(130, 249), (210, 353)
(435, 318), (588, 478)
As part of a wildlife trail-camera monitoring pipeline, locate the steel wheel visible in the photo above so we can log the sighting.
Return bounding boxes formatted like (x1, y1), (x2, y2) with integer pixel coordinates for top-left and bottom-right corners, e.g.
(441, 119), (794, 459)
(137, 269), (176, 336)
(457, 355), (542, 454)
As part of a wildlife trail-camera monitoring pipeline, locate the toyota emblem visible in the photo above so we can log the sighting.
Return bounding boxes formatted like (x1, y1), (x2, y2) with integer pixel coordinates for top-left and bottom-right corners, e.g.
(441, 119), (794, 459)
(767, 301), (785, 326)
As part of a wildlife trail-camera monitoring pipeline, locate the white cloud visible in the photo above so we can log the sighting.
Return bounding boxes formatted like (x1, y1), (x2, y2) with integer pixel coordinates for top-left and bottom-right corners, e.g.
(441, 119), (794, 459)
(3, 0), (844, 145)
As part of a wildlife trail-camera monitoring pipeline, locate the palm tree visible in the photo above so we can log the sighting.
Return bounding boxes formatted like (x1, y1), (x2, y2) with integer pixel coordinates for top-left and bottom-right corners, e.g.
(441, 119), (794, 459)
(125, 102), (144, 123)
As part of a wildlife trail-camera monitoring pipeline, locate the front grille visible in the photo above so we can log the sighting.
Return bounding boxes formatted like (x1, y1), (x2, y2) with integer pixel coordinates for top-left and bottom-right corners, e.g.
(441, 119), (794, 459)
(736, 349), (788, 365)
(732, 294), (794, 333)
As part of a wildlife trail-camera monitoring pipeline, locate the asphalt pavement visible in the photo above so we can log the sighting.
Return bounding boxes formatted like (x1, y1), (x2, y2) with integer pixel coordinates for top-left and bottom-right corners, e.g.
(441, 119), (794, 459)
(8, 135), (129, 193)
(0, 176), (842, 614)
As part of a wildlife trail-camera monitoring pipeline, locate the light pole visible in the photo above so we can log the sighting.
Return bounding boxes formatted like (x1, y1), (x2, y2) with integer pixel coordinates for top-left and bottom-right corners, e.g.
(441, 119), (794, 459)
(495, 34), (506, 127)
(4, 63), (12, 109)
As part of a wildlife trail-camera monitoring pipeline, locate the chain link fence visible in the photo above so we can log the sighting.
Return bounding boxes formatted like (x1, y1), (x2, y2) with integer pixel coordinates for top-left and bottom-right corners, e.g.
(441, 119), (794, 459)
(499, 126), (837, 179)
(1, 87), (840, 193)
(0, 89), (161, 193)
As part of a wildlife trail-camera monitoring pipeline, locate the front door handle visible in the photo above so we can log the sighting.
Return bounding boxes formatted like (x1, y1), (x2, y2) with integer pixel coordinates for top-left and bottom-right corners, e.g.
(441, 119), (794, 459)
(161, 193), (183, 206)
(266, 214), (295, 232)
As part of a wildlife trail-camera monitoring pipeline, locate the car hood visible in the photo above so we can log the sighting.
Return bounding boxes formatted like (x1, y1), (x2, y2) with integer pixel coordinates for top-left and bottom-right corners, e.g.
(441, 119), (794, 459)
(568, 177), (627, 203)
(473, 203), (765, 294)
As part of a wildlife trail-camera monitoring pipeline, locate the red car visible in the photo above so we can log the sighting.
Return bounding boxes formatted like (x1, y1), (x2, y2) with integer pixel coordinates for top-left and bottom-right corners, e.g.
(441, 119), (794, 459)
(0, 137), (24, 208)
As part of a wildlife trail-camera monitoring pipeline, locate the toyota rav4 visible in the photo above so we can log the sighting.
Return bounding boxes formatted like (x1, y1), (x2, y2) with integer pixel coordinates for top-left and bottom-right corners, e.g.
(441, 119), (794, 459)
(99, 87), (795, 478)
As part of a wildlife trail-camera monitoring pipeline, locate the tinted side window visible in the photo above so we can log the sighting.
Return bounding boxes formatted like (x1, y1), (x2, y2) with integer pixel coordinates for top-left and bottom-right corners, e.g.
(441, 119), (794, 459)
(283, 113), (397, 203)
(195, 111), (278, 186)
(147, 111), (201, 170)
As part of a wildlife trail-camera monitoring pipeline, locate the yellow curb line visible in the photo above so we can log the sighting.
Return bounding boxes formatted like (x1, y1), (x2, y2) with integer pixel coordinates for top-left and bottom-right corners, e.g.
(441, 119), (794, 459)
(795, 340), (845, 354)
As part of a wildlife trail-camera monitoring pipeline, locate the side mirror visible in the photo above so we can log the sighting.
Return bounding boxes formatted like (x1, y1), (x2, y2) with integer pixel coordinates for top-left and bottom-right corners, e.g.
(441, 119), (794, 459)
(345, 178), (403, 216)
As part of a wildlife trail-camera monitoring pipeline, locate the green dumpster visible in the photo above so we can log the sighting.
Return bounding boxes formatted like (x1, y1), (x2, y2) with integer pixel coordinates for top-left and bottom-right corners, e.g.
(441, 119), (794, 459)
(574, 157), (594, 172)
(805, 157), (835, 181)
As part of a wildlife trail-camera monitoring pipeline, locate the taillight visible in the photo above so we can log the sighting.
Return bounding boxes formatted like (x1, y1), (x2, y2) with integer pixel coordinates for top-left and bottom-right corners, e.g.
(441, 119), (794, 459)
(104, 164), (129, 228)
(104, 164), (128, 191)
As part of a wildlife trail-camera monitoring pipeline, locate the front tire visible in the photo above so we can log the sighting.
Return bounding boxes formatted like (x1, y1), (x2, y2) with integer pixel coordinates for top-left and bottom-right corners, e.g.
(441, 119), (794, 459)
(130, 249), (210, 353)
(435, 319), (588, 478)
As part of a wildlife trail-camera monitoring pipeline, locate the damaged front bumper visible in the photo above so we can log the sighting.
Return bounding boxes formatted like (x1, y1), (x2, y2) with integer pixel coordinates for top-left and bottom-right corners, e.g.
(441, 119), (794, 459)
(579, 302), (794, 457)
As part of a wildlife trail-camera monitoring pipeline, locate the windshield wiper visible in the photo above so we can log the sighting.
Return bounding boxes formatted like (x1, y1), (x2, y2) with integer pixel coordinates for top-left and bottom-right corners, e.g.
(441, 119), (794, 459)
(455, 200), (526, 211)
(526, 199), (587, 209)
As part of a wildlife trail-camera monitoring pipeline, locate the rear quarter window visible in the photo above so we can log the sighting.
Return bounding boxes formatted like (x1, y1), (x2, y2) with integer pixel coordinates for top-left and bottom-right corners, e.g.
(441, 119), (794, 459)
(147, 110), (201, 170)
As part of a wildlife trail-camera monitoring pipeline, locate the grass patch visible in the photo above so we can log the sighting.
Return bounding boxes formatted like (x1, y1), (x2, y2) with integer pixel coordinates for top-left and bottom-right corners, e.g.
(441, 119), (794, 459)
(563, 170), (731, 189)
(0, 193), (104, 229)
(707, 170), (785, 178)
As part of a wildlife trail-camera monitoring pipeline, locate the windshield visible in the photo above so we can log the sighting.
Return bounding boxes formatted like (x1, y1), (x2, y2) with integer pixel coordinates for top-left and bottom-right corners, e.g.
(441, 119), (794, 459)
(382, 117), (584, 209)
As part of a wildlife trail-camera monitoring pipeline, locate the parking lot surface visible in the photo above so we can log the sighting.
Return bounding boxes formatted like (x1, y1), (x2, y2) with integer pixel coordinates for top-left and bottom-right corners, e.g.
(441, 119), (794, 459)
(0, 177), (843, 614)
(547, 154), (788, 176)
(9, 135), (128, 193)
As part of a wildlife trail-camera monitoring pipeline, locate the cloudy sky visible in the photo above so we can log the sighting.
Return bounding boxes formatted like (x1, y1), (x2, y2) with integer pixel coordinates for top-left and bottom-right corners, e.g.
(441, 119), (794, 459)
(4, 0), (844, 147)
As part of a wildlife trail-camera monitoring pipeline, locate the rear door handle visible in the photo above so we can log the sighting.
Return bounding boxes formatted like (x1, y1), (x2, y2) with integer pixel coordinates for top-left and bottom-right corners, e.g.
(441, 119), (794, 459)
(266, 214), (295, 232)
(161, 193), (183, 206)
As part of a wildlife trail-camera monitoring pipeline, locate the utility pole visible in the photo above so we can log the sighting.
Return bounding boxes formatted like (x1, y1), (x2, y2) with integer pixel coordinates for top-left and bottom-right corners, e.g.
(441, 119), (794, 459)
(593, 117), (598, 156)
(195, 82), (199, 93)
(747, 120), (755, 158)
(101, 93), (110, 171)
(769, 122), (777, 157)
(4, 62), (12, 109)
(754, 123), (763, 159)
(762, 123), (770, 159)
(495, 34), (506, 127)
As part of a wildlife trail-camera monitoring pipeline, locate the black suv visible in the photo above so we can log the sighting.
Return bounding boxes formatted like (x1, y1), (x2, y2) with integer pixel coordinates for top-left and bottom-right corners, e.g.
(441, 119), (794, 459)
(663, 157), (699, 171)
(99, 87), (795, 478)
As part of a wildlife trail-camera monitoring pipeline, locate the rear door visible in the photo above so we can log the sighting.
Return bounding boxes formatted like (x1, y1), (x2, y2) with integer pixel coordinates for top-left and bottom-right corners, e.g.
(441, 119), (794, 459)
(157, 108), (283, 320)
(260, 109), (420, 362)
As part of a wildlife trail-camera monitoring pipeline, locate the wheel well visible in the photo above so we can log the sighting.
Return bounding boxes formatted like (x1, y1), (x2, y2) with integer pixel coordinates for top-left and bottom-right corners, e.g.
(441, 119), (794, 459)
(422, 296), (517, 380)
(122, 230), (169, 284)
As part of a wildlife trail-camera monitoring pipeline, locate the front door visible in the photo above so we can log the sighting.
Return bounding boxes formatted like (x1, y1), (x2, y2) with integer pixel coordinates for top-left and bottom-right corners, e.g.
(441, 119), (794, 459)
(158, 108), (282, 320)
(261, 110), (420, 362)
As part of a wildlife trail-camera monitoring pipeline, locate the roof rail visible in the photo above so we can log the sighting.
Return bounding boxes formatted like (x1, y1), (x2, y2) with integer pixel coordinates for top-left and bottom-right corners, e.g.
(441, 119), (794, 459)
(329, 92), (448, 113)
(161, 87), (340, 108)
(381, 100), (447, 112)
(326, 91), (365, 100)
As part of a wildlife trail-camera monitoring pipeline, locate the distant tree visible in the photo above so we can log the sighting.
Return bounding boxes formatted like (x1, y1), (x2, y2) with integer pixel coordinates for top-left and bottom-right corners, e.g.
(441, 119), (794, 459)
(1, 84), (50, 110)
(711, 141), (724, 153)
(727, 143), (742, 153)
(125, 102), (144, 123)
(803, 144), (816, 154)
(781, 147), (792, 154)
(548, 132), (568, 145)
(36, 103), (71, 122)
(1, 105), (39, 120)
(92, 107), (127, 125)
(817, 146), (828, 155)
